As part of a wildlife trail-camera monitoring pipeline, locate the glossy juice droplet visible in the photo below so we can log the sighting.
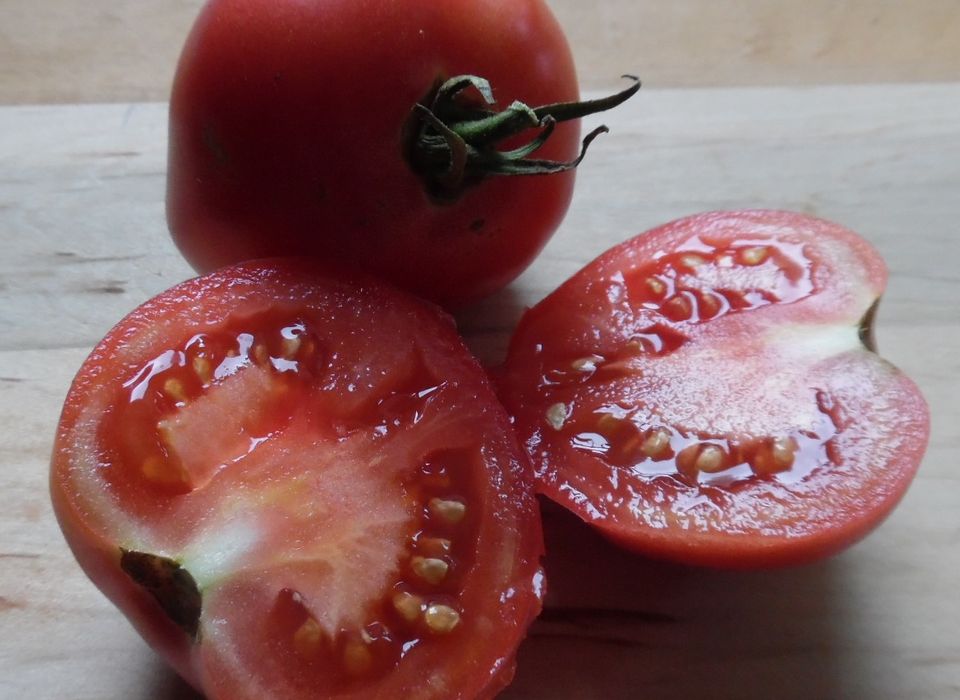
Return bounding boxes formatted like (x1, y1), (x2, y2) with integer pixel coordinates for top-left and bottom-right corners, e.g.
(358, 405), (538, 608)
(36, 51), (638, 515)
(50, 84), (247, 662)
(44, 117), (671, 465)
(624, 235), (815, 327)
(569, 395), (841, 489)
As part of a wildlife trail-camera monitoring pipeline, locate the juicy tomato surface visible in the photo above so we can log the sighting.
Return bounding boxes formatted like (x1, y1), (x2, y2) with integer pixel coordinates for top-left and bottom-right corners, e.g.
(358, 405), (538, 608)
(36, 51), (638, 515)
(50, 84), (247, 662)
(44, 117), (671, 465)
(167, 0), (581, 308)
(498, 210), (929, 568)
(51, 260), (544, 699)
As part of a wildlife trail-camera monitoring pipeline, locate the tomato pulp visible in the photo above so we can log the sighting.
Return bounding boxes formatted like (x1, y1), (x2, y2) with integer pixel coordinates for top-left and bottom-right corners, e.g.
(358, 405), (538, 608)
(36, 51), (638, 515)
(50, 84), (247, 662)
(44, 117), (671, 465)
(51, 261), (544, 698)
(498, 211), (929, 568)
(167, 0), (589, 308)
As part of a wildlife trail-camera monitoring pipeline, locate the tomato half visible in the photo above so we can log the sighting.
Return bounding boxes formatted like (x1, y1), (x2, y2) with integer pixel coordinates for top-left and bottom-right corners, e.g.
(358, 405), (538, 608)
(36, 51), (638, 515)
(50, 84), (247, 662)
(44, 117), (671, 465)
(51, 261), (544, 698)
(166, 0), (635, 308)
(497, 210), (929, 568)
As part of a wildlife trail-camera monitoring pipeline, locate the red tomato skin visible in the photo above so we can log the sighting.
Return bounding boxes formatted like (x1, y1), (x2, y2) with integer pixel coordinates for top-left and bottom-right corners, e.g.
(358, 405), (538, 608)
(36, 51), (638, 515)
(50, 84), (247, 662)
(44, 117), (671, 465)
(167, 0), (580, 308)
(498, 210), (930, 569)
(51, 259), (545, 698)
(51, 337), (209, 690)
(595, 365), (929, 570)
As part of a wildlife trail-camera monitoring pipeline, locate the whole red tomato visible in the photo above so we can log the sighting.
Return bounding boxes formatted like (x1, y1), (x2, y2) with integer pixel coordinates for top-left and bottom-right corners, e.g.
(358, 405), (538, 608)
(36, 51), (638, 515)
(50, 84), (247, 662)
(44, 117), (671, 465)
(167, 0), (637, 308)
(498, 211), (929, 568)
(51, 260), (545, 698)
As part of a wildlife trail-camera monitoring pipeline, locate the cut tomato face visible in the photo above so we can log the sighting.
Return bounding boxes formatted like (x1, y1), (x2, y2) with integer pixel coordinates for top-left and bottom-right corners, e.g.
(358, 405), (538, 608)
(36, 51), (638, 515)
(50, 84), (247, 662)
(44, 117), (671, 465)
(51, 261), (544, 699)
(498, 210), (929, 568)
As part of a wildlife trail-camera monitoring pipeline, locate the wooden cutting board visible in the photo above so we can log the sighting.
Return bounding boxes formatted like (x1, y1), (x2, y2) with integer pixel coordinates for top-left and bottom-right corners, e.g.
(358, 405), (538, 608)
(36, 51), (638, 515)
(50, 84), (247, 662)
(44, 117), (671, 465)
(1, 84), (958, 699)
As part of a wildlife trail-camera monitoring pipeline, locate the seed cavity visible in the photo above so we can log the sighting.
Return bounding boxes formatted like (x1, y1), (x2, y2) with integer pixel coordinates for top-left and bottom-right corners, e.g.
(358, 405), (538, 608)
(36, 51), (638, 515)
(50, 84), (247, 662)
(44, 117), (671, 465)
(411, 556), (449, 585)
(392, 592), (423, 622)
(141, 456), (188, 487)
(417, 537), (452, 556)
(545, 402), (568, 431)
(424, 605), (460, 634)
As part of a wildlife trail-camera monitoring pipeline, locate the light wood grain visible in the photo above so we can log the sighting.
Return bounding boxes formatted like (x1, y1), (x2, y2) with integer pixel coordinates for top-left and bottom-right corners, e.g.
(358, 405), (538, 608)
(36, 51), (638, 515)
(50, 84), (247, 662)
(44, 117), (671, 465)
(2, 0), (960, 104)
(1, 84), (959, 698)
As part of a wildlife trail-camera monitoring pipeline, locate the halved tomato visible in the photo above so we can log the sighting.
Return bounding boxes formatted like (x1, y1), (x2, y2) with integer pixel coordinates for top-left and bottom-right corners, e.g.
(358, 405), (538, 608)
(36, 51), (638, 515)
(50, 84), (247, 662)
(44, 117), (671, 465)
(51, 260), (544, 698)
(498, 210), (929, 568)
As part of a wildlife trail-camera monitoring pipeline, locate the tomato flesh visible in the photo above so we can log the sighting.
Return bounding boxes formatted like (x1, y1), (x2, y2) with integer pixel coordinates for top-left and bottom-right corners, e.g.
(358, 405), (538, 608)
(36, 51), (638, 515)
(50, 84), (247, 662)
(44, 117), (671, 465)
(51, 261), (543, 698)
(498, 210), (929, 568)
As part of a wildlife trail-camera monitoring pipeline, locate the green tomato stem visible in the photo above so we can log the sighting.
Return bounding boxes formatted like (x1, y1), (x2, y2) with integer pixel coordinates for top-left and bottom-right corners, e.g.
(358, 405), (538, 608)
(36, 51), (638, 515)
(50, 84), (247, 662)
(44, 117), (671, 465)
(408, 74), (641, 200)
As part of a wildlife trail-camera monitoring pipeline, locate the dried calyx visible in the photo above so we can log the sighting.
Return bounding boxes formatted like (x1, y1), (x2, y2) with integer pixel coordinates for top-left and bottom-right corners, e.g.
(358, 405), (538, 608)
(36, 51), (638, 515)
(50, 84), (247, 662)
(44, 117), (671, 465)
(407, 74), (641, 200)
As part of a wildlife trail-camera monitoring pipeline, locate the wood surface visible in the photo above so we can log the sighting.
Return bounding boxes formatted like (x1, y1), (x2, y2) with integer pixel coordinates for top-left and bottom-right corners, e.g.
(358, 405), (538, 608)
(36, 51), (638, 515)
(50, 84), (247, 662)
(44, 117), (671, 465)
(1, 83), (958, 699)
(2, 0), (960, 104)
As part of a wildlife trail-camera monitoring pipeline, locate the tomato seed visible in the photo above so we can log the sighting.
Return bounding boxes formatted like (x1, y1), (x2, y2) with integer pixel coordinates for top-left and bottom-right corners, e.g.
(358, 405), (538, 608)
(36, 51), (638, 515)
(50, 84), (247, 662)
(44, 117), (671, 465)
(191, 356), (212, 384)
(695, 445), (727, 473)
(252, 343), (269, 365)
(292, 617), (325, 658)
(429, 498), (466, 525)
(662, 295), (693, 322)
(645, 277), (667, 296)
(677, 444), (708, 477)
(163, 378), (189, 403)
(771, 437), (797, 469)
(411, 557), (449, 585)
(640, 428), (672, 459)
(698, 292), (723, 319)
(752, 436), (798, 475)
(545, 403), (568, 430)
(423, 605), (460, 634)
(392, 592), (423, 623)
(282, 336), (301, 359)
(342, 639), (373, 675)
(596, 414), (623, 433)
(679, 254), (707, 270)
(738, 246), (770, 266)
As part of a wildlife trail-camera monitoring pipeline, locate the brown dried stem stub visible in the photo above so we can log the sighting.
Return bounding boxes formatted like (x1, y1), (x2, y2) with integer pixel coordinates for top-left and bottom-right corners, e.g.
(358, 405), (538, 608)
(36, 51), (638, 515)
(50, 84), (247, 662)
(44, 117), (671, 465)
(408, 74), (641, 200)
(120, 549), (202, 639)
(858, 298), (881, 352)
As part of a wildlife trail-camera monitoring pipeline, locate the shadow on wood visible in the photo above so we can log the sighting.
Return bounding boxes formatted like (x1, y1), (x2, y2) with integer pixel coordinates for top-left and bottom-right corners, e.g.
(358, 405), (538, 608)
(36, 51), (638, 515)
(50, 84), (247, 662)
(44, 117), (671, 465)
(502, 499), (849, 699)
(146, 656), (203, 700)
